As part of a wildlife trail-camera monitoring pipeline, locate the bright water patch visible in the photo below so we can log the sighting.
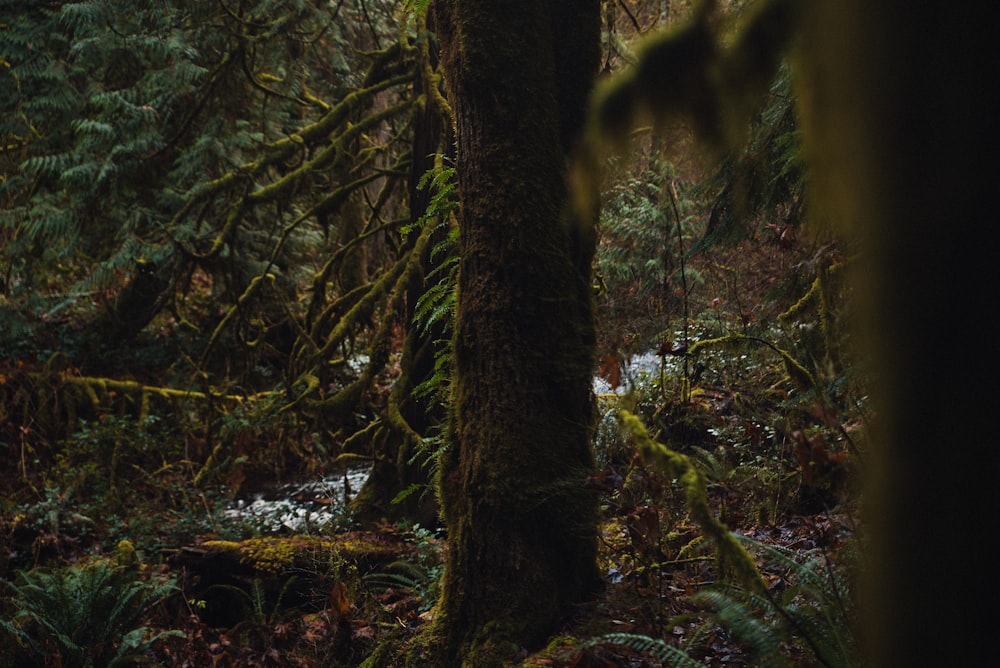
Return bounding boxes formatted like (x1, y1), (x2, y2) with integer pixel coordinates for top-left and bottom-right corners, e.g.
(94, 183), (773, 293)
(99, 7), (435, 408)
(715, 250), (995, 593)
(593, 350), (674, 395)
(222, 466), (371, 533)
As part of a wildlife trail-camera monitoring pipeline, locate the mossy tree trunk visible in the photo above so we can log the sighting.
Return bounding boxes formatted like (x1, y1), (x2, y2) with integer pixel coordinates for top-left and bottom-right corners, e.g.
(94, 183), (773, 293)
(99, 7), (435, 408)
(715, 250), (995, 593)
(423, 1), (603, 664)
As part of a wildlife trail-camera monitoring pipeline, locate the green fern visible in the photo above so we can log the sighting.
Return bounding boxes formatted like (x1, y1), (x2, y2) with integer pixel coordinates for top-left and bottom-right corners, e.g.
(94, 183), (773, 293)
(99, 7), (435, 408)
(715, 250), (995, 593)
(58, 1), (107, 31)
(691, 534), (861, 668)
(363, 559), (429, 591)
(406, 159), (459, 479)
(363, 555), (442, 613)
(580, 632), (708, 668)
(690, 445), (733, 484)
(401, 0), (434, 23)
(598, 157), (689, 305)
(693, 589), (787, 667)
(584, 535), (858, 668)
(2, 559), (181, 667)
(206, 576), (299, 625)
(410, 161), (458, 344)
(695, 61), (805, 251)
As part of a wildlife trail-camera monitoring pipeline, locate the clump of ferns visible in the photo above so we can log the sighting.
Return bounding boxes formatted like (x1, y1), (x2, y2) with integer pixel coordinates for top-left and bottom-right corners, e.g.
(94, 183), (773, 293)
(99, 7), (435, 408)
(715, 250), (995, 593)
(362, 560), (442, 614)
(582, 534), (860, 668)
(362, 524), (444, 614)
(0, 556), (181, 668)
(695, 534), (860, 668)
(691, 442), (799, 526)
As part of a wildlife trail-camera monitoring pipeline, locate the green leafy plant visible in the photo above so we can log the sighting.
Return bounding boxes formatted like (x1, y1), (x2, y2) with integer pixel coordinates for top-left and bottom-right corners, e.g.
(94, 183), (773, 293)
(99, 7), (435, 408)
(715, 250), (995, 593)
(696, 62), (805, 251)
(205, 576), (299, 626)
(393, 158), (459, 505)
(580, 534), (858, 668)
(692, 534), (860, 668)
(362, 524), (443, 612)
(579, 631), (709, 667)
(408, 159), (459, 408)
(597, 156), (702, 343)
(0, 558), (181, 668)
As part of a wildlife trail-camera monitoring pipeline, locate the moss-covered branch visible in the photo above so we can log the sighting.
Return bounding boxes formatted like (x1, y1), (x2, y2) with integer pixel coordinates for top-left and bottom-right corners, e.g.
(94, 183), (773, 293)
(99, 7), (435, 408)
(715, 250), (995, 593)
(688, 332), (815, 390)
(60, 375), (260, 404)
(245, 97), (416, 207)
(619, 409), (766, 594)
(167, 71), (415, 252)
(197, 272), (276, 369)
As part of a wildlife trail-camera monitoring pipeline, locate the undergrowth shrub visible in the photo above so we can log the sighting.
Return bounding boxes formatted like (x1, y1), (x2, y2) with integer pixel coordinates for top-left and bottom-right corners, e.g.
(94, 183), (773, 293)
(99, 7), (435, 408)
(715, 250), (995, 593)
(0, 555), (181, 668)
(581, 533), (860, 668)
(362, 524), (444, 614)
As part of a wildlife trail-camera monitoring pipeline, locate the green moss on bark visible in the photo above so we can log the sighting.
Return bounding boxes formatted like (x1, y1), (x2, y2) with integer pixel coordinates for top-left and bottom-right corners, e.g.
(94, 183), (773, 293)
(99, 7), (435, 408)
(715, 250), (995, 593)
(419, 1), (603, 665)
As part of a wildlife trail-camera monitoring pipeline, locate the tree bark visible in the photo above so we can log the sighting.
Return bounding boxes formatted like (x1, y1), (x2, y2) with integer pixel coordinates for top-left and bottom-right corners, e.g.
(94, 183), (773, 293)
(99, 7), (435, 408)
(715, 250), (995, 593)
(423, 1), (603, 664)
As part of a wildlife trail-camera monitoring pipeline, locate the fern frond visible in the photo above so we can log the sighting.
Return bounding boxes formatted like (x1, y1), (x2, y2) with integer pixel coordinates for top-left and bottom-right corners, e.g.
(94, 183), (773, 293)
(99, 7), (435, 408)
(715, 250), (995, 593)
(363, 560), (430, 592)
(111, 627), (185, 666)
(581, 632), (708, 668)
(22, 152), (77, 178)
(402, 0), (434, 23)
(693, 534), (862, 668)
(692, 589), (787, 668)
(6, 559), (179, 666)
(59, 1), (106, 31)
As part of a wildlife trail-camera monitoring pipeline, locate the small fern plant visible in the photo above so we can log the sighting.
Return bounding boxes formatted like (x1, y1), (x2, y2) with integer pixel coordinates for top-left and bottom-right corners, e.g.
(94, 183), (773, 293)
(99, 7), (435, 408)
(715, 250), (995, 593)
(581, 534), (859, 668)
(362, 524), (444, 612)
(578, 632), (709, 667)
(394, 157), (459, 504)
(205, 576), (299, 626)
(1, 558), (181, 667)
(696, 534), (860, 668)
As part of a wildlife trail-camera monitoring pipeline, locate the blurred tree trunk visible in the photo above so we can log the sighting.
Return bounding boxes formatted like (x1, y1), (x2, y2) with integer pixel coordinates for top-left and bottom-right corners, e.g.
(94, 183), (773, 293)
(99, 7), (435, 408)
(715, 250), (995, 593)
(800, 2), (999, 666)
(419, 1), (603, 664)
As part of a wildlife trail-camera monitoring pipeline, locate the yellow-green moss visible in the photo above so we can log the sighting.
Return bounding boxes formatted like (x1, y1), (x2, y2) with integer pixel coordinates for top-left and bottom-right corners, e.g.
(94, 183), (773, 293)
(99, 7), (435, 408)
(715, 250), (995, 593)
(116, 539), (137, 568)
(203, 536), (322, 574)
(201, 534), (408, 576)
(619, 409), (765, 594)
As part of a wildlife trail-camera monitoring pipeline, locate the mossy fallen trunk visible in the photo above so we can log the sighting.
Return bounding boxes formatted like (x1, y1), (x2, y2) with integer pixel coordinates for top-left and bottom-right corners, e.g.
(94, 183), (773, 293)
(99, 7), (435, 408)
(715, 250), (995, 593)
(169, 532), (412, 628)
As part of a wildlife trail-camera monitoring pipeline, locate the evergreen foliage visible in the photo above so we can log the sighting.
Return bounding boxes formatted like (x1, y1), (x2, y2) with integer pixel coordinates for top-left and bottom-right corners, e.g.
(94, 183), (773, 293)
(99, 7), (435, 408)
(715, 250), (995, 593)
(581, 533), (858, 668)
(597, 154), (703, 344)
(696, 63), (804, 250)
(692, 534), (860, 668)
(0, 558), (181, 667)
(1, 0), (414, 355)
(1, 0), (430, 481)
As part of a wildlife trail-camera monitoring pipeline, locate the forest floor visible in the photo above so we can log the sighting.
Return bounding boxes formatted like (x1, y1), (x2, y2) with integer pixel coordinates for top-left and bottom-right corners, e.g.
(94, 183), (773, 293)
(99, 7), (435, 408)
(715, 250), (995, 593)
(1, 384), (861, 667)
(2, 234), (863, 667)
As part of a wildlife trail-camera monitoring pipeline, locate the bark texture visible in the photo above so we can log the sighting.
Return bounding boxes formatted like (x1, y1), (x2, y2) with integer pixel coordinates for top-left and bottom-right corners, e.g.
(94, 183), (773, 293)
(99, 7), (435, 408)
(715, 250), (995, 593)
(426, 1), (603, 665)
